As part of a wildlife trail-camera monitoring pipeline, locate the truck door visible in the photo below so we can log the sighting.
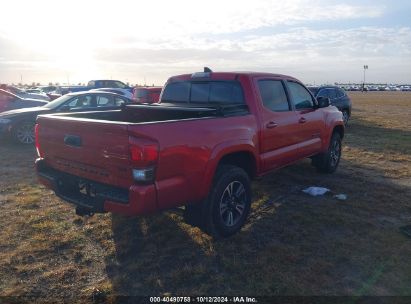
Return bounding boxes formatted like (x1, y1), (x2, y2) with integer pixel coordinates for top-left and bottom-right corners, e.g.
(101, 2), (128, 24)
(286, 81), (324, 157)
(255, 78), (301, 171)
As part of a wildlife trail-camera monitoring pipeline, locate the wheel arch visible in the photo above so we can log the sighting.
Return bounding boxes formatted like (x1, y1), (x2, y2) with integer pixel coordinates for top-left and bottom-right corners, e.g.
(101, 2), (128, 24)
(332, 124), (344, 139)
(199, 141), (259, 200)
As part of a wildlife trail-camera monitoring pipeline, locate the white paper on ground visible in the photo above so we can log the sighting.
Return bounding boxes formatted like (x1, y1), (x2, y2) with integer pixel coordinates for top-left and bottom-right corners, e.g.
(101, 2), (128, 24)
(302, 187), (330, 196)
(334, 194), (348, 200)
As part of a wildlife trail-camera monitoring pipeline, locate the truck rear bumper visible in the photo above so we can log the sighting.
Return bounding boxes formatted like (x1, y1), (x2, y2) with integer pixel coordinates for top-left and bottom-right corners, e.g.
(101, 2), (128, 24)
(36, 158), (157, 216)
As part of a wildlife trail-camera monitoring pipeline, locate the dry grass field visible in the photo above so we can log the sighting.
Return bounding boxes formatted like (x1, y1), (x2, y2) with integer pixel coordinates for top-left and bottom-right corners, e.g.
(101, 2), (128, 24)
(0, 91), (410, 300)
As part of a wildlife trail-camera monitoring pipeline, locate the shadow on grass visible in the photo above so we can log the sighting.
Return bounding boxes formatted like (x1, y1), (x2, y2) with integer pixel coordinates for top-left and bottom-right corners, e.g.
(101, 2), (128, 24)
(107, 213), (214, 296)
(106, 159), (411, 296)
(345, 117), (411, 155)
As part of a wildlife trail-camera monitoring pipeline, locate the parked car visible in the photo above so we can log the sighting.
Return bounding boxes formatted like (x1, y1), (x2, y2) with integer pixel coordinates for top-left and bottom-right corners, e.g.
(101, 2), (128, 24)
(35, 69), (344, 237)
(38, 85), (60, 94)
(308, 85), (352, 125)
(46, 93), (63, 101)
(347, 86), (360, 91)
(5, 86), (50, 101)
(0, 89), (47, 113)
(133, 86), (162, 103)
(0, 91), (131, 144)
(60, 80), (132, 95)
(25, 88), (45, 94)
(90, 88), (133, 100)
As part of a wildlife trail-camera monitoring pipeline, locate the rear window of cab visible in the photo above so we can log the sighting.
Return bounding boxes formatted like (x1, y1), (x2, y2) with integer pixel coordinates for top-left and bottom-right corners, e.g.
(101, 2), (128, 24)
(161, 81), (245, 104)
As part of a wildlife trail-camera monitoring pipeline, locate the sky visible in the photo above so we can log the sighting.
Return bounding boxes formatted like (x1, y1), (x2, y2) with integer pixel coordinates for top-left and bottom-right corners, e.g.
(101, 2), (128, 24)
(0, 0), (410, 86)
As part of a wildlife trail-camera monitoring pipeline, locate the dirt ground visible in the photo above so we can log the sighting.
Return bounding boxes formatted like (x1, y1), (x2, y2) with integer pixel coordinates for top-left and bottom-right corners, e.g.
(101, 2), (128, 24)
(0, 91), (410, 300)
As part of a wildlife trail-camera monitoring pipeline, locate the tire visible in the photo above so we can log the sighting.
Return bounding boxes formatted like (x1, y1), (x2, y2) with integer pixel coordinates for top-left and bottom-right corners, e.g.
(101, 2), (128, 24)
(13, 121), (35, 144)
(342, 110), (349, 126)
(312, 132), (342, 174)
(198, 165), (252, 238)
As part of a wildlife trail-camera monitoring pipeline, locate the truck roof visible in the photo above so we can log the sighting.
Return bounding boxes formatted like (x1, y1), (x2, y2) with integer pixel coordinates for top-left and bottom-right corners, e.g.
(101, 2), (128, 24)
(168, 71), (300, 82)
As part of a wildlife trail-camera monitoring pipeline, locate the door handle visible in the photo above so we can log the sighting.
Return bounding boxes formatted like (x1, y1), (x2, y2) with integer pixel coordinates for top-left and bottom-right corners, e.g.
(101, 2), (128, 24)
(266, 121), (278, 129)
(299, 117), (307, 124)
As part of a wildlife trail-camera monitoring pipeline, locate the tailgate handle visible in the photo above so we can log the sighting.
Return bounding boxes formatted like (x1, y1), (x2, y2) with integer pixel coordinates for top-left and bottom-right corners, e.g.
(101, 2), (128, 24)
(64, 135), (82, 147)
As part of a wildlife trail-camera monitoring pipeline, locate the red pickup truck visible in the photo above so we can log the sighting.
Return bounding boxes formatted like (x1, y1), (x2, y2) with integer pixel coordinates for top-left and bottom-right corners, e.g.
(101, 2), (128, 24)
(35, 70), (344, 237)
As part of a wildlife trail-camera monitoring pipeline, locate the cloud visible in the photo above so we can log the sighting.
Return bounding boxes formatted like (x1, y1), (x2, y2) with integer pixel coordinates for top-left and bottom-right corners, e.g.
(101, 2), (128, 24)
(1, 0), (410, 84)
(90, 26), (411, 84)
(0, 0), (384, 41)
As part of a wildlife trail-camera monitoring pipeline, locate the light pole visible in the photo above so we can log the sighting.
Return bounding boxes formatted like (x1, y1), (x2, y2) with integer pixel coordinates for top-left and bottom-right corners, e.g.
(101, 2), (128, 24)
(363, 65), (368, 92)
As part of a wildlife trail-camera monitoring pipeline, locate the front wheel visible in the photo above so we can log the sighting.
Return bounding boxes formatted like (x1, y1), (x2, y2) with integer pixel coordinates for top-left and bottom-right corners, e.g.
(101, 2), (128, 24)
(342, 110), (350, 126)
(199, 165), (252, 238)
(312, 132), (342, 173)
(13, 121), (35, 144)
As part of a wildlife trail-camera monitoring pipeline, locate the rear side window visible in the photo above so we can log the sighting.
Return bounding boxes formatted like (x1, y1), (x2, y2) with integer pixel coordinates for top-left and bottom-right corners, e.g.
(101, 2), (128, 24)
(258, 80), (290, 112)
(161, 81), (244, 104)
(287, 82), (314, 109)
(97, 95), (114, 107)
(67, 95), (93, 108)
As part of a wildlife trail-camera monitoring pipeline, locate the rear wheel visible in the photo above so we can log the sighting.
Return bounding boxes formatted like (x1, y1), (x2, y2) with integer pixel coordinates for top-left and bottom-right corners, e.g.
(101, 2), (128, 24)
(185, 165), (252, 238)
(312, 132), (342, 173)
(13, 121), (35, 144)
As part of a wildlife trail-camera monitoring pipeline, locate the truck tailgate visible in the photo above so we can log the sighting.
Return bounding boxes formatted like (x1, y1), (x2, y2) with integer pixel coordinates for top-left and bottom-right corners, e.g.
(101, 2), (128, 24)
(37, 116), (134, 189)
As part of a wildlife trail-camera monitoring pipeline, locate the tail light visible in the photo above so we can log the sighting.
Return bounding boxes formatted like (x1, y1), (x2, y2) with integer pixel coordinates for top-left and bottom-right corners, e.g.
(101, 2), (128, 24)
(35, 123), (43, 157)
(129, 137), (159, 183)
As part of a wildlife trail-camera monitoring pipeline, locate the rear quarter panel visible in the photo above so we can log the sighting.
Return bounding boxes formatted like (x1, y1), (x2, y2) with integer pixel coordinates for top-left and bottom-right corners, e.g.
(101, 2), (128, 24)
(128, 114), (260, 210)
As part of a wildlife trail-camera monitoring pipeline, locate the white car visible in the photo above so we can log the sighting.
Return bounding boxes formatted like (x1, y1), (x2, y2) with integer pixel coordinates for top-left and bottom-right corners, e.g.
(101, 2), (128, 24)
(7, 86), (50, 101)
(26, 88), (44, 94)
(89, 88), (133, 100)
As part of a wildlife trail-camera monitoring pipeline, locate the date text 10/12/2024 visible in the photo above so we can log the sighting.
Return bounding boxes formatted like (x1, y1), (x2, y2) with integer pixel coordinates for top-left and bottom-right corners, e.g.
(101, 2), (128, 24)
(149, 297), (257, 303)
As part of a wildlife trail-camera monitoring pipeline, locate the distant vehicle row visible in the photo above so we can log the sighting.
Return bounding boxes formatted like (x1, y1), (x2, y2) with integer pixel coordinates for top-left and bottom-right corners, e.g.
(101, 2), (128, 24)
(0, 89), (48, 112)
(0, 85), (50, 101)
(342, 85), (411, 91)
(1, 80), (163, 103)
(0, 91), (132, 144)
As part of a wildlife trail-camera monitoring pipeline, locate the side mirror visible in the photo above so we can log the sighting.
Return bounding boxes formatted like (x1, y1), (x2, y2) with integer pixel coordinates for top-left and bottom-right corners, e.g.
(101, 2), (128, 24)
(317, 96), (330, 108)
